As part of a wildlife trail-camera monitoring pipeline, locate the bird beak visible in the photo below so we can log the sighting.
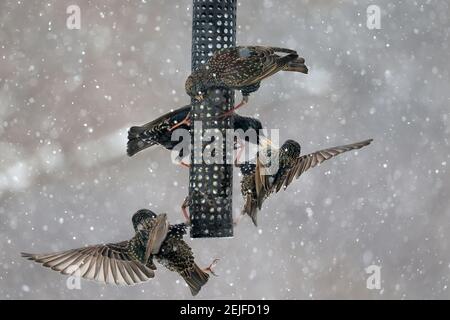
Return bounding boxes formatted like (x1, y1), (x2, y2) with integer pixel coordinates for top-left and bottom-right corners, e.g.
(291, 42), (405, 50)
(144, 214), (169, 262)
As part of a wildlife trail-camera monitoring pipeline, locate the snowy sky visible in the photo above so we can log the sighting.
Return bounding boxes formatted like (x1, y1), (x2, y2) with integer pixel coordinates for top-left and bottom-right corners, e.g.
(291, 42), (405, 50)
(1, 0), (449, 299)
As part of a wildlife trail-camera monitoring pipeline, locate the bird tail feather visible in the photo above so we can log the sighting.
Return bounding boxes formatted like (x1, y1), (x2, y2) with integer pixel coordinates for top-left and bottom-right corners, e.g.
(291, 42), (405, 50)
(243, 195), (259, 227)
(284, 57), (308, 74)
(271, 47), (298, 55)
(276, 52), (299, 68)
(127, 126), (156, 157)
(181, 263), (210, 296)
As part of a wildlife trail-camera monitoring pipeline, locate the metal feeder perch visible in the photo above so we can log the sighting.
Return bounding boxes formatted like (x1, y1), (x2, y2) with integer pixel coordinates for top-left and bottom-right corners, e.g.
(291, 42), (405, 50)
(189, 0), (237, 238)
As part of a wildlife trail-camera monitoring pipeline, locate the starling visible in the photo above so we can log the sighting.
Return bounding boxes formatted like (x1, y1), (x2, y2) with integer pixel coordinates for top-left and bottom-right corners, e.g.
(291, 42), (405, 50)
(233, 113), (265, 146)
(127, 105), (192, 163)
(237, 161), (259, 226)
(155, 223), (218, 296)
(21, 209), (216, 296)
(185, 46), (308, 117)
(127, 104), (269, 160)
(237, 139), (373, 226)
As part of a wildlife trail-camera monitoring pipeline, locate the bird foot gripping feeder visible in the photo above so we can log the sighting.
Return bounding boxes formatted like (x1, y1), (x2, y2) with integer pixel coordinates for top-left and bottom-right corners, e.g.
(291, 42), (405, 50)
(189, 0), (237, 238)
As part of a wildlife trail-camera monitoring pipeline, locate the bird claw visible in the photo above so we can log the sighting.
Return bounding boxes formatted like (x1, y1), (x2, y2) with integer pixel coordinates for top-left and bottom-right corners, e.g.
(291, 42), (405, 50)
(181, 196), (192, 224)
(203, 258), (220, 277)
(169, 116), (191, 131)
(179, 161), (191, 168)
(218, 109), (235, 120)
(217, 97), (248, 120)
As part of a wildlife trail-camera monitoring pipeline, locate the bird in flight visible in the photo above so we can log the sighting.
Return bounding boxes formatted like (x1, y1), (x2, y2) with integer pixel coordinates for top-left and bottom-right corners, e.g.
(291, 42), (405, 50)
(236, 139), (373, 226)
(21, 209), (218, 296)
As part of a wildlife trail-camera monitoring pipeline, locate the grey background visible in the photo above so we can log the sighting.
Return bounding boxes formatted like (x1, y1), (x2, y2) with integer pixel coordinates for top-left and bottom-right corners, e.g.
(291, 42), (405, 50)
(0, 0), (449, 299)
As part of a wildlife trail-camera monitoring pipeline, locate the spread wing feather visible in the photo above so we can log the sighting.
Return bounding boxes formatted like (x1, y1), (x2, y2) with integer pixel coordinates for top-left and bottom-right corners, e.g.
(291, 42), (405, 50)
(281, 139), (373, 190)
(21, 241), (155, 286)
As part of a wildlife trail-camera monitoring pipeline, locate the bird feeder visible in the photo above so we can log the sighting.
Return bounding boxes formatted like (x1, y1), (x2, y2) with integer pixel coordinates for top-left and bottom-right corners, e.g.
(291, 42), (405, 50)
(189, 0), (237, 238)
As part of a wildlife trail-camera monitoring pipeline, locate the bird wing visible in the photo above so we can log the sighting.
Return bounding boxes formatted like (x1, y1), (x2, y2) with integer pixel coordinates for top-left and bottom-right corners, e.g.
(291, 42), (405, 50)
(255, 145), (281, 193)
(138, 105), (191, 130)
(242, 47), (298, 87)
(254, 156), (264, 199)
(127, 105), (191, 156)
(253, 146), (283, 211)
(21, 241), (155, 286)
(216, 46), (296, 87)
(144, 214), (170, 261)
(281, 139), (374, 191)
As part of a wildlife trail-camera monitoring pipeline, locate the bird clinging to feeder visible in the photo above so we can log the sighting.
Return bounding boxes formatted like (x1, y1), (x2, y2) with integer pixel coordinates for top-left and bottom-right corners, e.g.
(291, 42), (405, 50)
(127, 104), (272, 165)
(182, 46), (308, 125)
(236, 139), (373, 226)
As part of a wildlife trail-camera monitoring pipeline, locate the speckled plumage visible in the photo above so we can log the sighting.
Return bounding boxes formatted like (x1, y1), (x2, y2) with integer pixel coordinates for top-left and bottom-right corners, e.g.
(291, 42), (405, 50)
(238, 161), (259, 226)
(185, 46), (308, 102)
(20, 209), (164, 286)
(21, 209), (211, 296)
(155, 223), (209, 296)
(127, 105), (191, 157)
(238, 139), (373, 226)
(128, 104), (265, 157)
(237, 141), (300, 226)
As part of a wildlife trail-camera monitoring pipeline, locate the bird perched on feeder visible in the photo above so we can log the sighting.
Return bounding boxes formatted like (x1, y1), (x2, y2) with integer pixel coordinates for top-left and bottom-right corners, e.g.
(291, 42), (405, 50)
(127, 104), (271, 164)
(237, 139), (373, 226)
(127, 105), (192, 165)
(182, 46), (308, 125)
(21, 209), (217, 296)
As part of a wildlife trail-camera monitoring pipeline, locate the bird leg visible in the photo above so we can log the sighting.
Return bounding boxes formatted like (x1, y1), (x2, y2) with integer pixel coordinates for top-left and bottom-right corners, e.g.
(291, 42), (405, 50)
(219, 95), (249, 119)
(181, 196), (191, 224)
(179, 160), (191, 168)
(233, 213), (244, 226)
(203, 258), (220, 277)
(181, 191), (212, 224)
(169, 114), (191, 131)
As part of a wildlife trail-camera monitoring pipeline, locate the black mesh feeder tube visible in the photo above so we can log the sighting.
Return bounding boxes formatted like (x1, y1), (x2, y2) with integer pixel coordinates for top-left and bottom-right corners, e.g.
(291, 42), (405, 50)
(189, 0), (237, 238)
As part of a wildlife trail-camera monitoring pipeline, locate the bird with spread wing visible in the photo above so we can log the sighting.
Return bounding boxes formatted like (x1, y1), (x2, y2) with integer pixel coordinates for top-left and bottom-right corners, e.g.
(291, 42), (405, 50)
(236, 139), (373, 226)
(21, 209), (217, 296)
